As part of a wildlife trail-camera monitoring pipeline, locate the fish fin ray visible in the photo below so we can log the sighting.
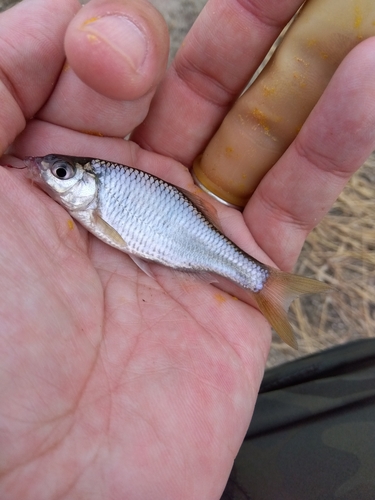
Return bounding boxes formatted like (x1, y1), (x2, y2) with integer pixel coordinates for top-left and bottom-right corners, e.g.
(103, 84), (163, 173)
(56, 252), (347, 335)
(253, 267), (331, 349)
(92, 212), (127, 249)
(176, 270), (218, 284)
(255, 289), (298, 349)
(128, 255), (156, 279)
(179, 187), (223, 232)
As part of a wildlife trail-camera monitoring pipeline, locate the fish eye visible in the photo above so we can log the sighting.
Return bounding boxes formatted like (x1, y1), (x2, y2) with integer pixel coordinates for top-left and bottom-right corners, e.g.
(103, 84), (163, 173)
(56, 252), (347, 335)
(51, 162), (76, 180)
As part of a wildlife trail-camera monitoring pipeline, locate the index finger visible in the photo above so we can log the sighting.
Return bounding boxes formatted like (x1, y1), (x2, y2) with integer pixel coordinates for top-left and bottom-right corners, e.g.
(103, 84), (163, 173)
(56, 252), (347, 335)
(132, 0), (305, 165)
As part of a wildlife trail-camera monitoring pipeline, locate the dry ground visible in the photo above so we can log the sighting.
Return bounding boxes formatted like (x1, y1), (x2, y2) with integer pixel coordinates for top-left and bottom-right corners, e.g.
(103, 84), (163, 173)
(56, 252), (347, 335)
(2, 0), (374, 367)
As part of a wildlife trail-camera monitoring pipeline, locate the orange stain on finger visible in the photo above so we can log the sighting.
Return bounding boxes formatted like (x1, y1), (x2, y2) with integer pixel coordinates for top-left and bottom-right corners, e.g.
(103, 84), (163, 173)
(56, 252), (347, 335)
(80, 129), (104, 137)
(251, 108), (271, 134)
(225, 146), (238, 159)
(262, 85), (276, 97)
(354, 6), (362, 29)
(87, 34), (99, 43)
(82, 16), (101, 27)
(214, 293), (226, 304)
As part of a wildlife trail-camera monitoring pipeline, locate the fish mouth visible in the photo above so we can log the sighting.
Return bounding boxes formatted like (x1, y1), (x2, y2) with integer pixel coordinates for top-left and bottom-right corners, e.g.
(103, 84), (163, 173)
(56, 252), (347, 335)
(23, 156), (46, 181)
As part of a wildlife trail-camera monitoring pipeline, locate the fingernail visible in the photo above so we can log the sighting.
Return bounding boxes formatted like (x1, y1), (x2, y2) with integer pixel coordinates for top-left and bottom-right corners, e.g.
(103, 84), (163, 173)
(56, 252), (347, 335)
(82, 15), (148, 71)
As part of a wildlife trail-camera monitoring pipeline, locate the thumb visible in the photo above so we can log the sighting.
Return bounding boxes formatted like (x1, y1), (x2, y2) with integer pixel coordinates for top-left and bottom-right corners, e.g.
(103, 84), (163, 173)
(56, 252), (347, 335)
(64, 0), (170, 101)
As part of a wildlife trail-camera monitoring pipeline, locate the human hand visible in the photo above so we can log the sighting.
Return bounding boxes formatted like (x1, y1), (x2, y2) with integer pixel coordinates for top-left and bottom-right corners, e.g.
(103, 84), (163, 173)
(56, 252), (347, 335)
(1, 1), (375, 500)
(0, 1), (268, 499)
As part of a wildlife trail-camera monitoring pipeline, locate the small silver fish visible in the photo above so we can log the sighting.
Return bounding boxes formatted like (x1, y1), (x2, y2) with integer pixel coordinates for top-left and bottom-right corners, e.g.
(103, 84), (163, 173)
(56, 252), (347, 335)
(24, 154), (330, 348)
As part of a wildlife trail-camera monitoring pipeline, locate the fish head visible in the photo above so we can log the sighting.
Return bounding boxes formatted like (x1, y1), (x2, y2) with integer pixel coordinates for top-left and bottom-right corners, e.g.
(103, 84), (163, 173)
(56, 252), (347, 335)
(24, 155), (97, 211)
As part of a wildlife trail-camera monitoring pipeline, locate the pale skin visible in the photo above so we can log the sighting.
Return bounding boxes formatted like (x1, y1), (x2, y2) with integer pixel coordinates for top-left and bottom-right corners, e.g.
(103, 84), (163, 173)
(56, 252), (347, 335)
(1, 0), (375, 498)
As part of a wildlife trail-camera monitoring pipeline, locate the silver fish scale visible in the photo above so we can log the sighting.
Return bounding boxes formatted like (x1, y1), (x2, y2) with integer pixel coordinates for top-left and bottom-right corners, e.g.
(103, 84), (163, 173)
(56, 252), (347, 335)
(91, 160), (269, 292)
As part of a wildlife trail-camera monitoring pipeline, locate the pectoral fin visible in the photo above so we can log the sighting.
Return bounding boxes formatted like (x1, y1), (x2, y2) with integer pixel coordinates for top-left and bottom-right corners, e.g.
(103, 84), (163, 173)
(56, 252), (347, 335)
(91, 212), (155, 278)
(92, 212), (127, 250)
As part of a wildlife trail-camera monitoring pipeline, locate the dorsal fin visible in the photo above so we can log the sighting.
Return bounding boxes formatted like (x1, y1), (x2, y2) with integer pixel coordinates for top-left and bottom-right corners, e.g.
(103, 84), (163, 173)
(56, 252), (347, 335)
(179, 187), (223, 232)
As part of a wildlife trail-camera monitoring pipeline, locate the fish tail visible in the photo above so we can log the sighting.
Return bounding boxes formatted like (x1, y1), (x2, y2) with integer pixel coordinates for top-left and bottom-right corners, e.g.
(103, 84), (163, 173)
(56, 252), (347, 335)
(253, 267), (331, 349)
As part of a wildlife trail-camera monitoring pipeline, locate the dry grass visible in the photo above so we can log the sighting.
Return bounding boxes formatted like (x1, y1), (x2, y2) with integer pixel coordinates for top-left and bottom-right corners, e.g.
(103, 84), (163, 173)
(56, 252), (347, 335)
(268, 153), (375, 366)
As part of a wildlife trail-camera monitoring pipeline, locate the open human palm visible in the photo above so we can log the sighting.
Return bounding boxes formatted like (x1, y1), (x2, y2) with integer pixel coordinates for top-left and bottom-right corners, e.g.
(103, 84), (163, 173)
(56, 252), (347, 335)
(2, 156), (269, 499)
(1, 0), (375, 499)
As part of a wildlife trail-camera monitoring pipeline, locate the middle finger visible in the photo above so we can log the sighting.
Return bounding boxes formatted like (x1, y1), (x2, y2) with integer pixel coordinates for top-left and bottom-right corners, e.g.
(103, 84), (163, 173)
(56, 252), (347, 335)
(132, 0), (306, 164)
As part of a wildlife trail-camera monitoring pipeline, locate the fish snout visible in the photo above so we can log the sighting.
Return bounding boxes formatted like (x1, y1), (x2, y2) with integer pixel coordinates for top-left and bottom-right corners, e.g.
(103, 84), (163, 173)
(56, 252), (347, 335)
(23, 156), (46, 180)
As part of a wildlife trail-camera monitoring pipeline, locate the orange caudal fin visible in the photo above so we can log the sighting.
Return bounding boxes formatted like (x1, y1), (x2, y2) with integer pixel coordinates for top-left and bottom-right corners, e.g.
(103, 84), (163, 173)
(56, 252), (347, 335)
(253, 267), (331, 349)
